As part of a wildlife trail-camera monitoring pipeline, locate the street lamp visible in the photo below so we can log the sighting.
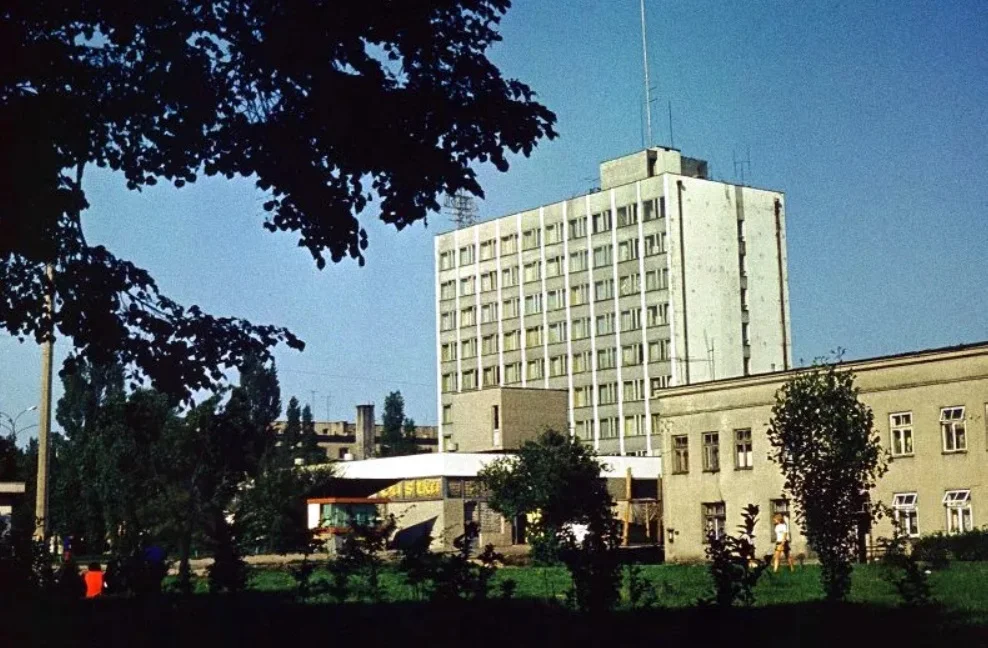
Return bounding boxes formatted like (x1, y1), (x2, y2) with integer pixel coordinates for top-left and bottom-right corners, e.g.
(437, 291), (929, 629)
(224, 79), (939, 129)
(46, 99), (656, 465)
(0, 405), (39, 438)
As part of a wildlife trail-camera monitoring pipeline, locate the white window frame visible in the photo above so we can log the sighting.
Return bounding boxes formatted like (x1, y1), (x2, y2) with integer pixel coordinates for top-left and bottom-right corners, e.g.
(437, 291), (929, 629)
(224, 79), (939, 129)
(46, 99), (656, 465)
(941, 407), (967, 453)
(943, 489), (972, 534)
(892, 492), (919, 538)
(889, 412), (914, 457)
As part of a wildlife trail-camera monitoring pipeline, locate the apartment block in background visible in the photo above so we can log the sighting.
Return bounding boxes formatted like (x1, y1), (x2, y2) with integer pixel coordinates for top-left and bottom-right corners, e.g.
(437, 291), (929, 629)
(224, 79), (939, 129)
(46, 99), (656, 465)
(435, 146), (791, 455)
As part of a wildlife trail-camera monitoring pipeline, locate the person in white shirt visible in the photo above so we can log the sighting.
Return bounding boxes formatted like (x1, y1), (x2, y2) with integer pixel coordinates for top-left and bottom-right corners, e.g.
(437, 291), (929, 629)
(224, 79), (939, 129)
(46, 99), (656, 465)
(772, 514), (795, 573)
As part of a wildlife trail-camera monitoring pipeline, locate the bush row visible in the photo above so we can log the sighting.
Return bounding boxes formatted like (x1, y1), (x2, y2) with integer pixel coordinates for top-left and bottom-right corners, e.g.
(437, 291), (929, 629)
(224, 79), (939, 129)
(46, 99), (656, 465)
(912, 528), (988, 565)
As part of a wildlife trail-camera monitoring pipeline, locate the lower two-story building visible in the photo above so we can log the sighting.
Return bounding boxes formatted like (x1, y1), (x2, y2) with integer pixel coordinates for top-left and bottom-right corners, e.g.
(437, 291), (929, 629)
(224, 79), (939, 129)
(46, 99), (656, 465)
(657, 342), (988, 561)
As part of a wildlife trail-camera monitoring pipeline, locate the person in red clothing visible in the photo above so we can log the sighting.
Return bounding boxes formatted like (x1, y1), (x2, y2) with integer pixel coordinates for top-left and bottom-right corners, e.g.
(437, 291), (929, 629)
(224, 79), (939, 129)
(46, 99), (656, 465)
(84, 562), (104, 598)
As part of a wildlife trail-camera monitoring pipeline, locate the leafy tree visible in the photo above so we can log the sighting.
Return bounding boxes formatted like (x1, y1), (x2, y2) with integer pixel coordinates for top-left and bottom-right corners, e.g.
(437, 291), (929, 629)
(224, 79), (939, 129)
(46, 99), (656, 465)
(767, 363), (889, 602)
(1, 0), (556, 402)
(280, 397), (302, 466)
(299, 404), (325, 465)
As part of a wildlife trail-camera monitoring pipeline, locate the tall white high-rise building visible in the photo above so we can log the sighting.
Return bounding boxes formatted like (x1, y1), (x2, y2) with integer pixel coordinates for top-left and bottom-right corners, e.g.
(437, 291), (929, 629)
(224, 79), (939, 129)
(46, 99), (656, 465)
(435, 147), (791, 456)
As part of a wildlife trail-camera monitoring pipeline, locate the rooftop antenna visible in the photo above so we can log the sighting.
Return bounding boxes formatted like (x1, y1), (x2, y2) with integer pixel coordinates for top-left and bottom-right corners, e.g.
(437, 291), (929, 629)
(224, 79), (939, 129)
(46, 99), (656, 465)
(668, 100), (675, 149)
(733, 147), (751, 185)
(444, 191), (478, 229)
(640, 0), (653, 147)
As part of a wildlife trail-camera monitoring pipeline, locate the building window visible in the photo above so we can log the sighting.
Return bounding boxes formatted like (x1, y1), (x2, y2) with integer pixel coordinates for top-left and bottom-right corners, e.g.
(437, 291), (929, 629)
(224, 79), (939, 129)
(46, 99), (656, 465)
(596, 313), (615, 336)
(702, 502), (727, 542)
(460, 306), (476, 327)
(618, 239), (640, 262)
(503, 330), (520, 351)
(502, 298), (519, 319)
(616, 203), (638, 227)
(547, 289), (565, 311)
(479, 239), (496, 261)
(501, 265), (518, 287)
(623, 379), (645, 401)
(598, 382), (618, 406)
(571, 351), (591, 373)
(892, 493), (919, 538)
(619, 273), (640, 296)
(545, 222), (564, 245)
(461, 337), (477, 359)
(593, 245), (612, 268)
(672, 435), (689, 474)
(644, 232), (667, 256)
(522, 227), (542, 250)
(482, 334), (498, 356)
(702, 432), (720, 472)
(649, 339), (671, 362)
(461, 369), (477, 390)
(622, 343), (644, 365)
(547, 321), (567, 344)
(645, 268), (669, 291)
(575, 419), (593, 440)
(492, 405), (500, 441)
(621, 309), (642, 331)
(597, 348), (616, 370)
(480, 271), (497, 293)
(650, 375), (671, 395)
(594, 279), (614, 301)
(549, 355), (567, 377)
(642, 197), (664, 222)
(481, 303), (497, 324)
(570, 283), (590, 306)
(501, 234), (518, 255)
(569, 217), (587, 239)
(523, 261), (541, 283)
(441, 342), (457, 362)
(524, 294), (543, 315)
(571, 318), (590, 341)
(442, 404), (452, 424)
(599, 417), (619, 439)
(573, 385), (592, 407)
(525, 326), (543, 348)
(941, 407), (967, 452)
(569, 249), (588, 272)
(440, 280), (456, 301)
(592, 210), (612, 234)
(459, 245), (475, 266)
(482, 366), (500, 388)
(439, 250), (456, 270)
(890, 412), (914, 457)
(647, 303), (669, 326)
(504, 362), (521, 384)
(441, 373), (457, 391)
(546, 256), (563, 278)
(734, 429), (753, 470)
(440, 311), (456, 331)
(624, 414), (645, 437)
(944, 490), (972, 534)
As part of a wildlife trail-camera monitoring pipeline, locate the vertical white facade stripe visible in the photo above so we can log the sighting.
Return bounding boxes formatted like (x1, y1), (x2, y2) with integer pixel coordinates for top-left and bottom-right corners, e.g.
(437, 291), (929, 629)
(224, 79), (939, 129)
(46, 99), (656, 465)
(562, 201), (575, 436)
(610, 190), (626, 456)
(455, 232), (462, 392)
(496, 219), (504, 386)
(474, 227), (482, 383)
(664, 175), (679, 387)
(636, 182), (653, 456)
(517, 214), (526, 387)
(586, 195), (600, 450)
(434, 237), (444, 451)
(539, 207), (549, 388)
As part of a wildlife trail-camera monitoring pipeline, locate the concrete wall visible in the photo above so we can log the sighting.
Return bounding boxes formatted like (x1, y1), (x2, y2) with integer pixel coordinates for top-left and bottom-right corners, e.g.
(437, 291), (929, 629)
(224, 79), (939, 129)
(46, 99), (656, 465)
(446, 387), (568, 452)
(658, 344), (988, 561)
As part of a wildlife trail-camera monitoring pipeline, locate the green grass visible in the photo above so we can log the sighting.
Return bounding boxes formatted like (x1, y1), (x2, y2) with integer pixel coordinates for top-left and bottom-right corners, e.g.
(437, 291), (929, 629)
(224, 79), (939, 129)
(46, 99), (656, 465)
(232, 561), (988, 619)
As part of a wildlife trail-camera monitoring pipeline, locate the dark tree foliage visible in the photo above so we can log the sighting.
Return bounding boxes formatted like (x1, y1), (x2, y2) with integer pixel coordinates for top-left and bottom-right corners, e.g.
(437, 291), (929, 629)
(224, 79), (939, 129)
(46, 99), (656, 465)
(279, 397), (302, 466)
(767, 363), (889, 602)
(299, 404), (325, 465)
(702, 504), (767, 608)
(0, 0), (556, 402)
(379, 391), (418, 457)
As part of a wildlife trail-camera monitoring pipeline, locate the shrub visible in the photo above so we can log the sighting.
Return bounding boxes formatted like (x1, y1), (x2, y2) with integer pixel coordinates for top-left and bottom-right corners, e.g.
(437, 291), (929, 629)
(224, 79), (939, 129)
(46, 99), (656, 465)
(701, 504), (767, 607)
(878, 531), (932, 607)
(912, 528), (988, 565)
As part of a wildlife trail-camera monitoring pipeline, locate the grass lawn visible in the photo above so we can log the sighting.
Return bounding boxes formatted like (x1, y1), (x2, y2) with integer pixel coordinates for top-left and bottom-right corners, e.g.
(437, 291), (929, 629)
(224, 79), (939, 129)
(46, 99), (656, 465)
(238, 560), (988, 621)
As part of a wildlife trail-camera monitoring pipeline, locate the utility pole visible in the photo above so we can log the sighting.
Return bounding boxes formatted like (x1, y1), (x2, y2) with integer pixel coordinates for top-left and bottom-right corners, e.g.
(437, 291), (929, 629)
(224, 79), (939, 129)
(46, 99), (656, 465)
(35, 262), (54, 541)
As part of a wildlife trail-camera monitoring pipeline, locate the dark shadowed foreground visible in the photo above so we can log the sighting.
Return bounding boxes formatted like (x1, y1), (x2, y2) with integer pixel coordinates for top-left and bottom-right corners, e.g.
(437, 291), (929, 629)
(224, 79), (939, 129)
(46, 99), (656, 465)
(4, 596), (987, 648)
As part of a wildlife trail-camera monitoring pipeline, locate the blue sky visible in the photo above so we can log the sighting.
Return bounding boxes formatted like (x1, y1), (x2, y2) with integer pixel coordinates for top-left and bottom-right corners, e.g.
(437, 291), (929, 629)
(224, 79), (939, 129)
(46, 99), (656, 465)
(2, 0), (986, 434)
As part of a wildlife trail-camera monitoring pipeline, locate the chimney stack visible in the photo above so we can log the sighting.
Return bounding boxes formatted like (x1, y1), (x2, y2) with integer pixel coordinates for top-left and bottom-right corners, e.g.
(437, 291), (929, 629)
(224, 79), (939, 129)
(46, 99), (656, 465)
(355, 404), (375, 459)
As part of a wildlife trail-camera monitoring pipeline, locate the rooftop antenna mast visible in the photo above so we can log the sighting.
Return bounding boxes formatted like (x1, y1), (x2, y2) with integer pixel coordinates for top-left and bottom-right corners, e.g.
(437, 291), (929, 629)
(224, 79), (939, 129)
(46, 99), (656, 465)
(640, 0), (653, 147)
(733, 148), (751, 185)
(444, 191), (478, 229)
